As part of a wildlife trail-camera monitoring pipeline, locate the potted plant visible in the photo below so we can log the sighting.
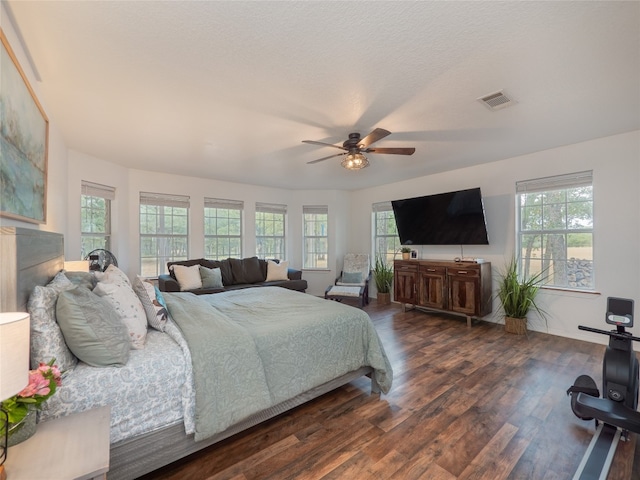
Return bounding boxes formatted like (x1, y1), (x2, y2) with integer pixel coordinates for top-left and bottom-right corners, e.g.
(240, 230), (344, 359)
(496, 257), (548, 335)
(372, 255), (394, 305)
(400, 247), (412, 260)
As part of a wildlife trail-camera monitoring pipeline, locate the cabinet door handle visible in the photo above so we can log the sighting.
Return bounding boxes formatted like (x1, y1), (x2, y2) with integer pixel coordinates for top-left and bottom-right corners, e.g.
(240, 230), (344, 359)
(426, 268), (436, 272)
(457, 270), (468, 274)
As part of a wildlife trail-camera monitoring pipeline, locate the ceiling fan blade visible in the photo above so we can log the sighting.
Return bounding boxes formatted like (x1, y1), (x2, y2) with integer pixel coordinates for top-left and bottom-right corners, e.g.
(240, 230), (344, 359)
(358, 128), (391, 148)
(302, 140), (346, 151)
(307, 152), (346, 164)
(366, 147), (416, 155)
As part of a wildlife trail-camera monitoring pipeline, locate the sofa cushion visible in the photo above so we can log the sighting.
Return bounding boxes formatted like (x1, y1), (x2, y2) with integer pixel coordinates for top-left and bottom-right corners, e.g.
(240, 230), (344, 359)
(229, 257), (265, 284)
(201, 259), (233, 285)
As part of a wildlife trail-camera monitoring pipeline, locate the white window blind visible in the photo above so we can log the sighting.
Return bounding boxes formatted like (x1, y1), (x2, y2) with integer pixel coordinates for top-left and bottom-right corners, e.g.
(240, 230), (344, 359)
(140, 192), (190, 208)
(303, 205), (328, 215)
(81, 180), (115, 201)
(204, 198), (244, 210)
(372, 201), (393, 213)
(256, 202), (287, 214)
(516, 170), (593, 194)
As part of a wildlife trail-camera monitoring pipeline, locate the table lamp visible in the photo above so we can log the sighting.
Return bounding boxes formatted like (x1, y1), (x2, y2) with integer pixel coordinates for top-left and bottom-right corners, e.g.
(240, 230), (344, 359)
(63, 260), (90, 272)
(0, 312), (30, 480)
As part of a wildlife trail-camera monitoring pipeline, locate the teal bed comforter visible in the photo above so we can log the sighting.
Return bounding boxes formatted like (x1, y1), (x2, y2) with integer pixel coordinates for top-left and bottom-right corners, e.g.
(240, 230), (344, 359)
(164, 287), (392, 441)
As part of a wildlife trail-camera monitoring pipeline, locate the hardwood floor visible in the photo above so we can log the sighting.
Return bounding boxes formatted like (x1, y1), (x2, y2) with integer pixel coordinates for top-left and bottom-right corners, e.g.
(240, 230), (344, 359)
(139, 301), (638, 480)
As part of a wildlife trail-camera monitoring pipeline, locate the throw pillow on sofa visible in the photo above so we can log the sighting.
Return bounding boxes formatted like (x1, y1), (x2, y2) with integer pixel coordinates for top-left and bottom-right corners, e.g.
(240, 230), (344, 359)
(199, 266), (224, 289)
(266, 260), (289, 282)
(171, 264), (203, 291)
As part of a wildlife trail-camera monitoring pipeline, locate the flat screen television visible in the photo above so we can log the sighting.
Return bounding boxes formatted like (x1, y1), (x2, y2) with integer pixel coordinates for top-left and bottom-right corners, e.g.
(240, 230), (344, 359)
(391, 187), (489, 245)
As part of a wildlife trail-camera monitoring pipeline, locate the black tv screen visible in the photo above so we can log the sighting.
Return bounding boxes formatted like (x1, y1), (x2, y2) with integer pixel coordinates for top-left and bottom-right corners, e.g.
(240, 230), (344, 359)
(391, 188), (489, 245)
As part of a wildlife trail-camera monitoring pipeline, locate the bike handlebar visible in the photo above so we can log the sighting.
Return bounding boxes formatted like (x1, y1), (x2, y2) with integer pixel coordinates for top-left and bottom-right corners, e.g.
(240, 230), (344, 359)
(578, 325), (640, 343)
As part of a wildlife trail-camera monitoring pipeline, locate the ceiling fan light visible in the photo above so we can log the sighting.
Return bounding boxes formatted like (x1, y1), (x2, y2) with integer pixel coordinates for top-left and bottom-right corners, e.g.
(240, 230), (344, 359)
(341, 152), (369, 170)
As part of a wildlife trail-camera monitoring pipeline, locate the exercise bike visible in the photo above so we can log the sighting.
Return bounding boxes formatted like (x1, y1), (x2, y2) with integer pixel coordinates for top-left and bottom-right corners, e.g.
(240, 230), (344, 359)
(567, 297), (640, 480)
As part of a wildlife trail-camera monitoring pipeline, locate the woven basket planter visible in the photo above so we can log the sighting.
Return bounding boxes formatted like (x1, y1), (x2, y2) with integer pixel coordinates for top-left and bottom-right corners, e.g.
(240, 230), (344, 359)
(505, 316), (527, 335)
(377, 292), (391, 305)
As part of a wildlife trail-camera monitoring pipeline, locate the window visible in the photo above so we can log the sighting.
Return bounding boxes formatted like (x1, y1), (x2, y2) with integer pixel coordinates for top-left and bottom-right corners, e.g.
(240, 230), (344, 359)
(303, 205), (328, 268)
(516, 170), (593, 290)
(372, 201), (401, 264)
(255, 202), (286, 259)
(139, 192), (189, 277)
(80, 181), (114, 258)
(204, 198), (243, 260)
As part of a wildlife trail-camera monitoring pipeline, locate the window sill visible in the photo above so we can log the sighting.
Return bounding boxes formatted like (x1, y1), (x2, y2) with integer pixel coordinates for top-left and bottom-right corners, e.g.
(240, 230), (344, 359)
(541, 285), (601, 296)
(302, 268), (331, 272)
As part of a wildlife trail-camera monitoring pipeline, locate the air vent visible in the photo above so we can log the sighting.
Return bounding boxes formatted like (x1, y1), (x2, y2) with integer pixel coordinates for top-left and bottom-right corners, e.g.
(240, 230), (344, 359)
(478, 90), (516, 111)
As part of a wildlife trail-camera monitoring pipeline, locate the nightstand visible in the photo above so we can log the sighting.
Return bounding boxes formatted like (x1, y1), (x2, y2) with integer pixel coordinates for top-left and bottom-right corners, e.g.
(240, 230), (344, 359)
(6, 406), (110, 480)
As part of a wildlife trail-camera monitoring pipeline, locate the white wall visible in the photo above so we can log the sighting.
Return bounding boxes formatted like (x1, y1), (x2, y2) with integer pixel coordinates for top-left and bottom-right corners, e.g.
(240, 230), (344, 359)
(66, 150), (129, 262)
(350, 130), (640, 344)
(0, 6), (68, 235)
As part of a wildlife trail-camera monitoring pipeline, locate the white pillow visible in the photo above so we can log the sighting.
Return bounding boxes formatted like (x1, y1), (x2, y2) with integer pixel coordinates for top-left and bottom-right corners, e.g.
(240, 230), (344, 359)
(266, 260), (289, 282)
(103, 264), (132, 285)
(94, 277), (148, 350)
(172, 264), (203, 291)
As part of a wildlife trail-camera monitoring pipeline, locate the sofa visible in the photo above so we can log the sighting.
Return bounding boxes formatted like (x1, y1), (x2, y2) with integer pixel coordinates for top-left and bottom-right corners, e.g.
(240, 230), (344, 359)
(157, 257), (307, 294)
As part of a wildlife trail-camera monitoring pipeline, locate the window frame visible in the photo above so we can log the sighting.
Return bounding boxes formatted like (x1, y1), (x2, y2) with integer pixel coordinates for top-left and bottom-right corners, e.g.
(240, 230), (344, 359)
(204, 198), (244, 260)
(80, 181), (114, 259)
(139, 192), (190, 277)
(255, 202), (287, 260)
(302, 205), (329, 269)
(516, 170), (594, 291)
(372, 201), (402, 265)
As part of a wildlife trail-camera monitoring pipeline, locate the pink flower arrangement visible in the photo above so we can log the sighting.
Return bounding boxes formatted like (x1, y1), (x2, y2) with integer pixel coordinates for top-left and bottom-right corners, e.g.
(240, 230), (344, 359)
(1, 359), (62, 425)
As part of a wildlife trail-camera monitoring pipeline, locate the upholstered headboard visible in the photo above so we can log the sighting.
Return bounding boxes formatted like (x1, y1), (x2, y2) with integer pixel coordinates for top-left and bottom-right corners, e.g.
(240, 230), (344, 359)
(0, 227), (64, 312)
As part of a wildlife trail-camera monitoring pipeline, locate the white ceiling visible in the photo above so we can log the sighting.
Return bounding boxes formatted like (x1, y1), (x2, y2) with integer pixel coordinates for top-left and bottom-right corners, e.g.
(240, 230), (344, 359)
(6, 1), (640, 191)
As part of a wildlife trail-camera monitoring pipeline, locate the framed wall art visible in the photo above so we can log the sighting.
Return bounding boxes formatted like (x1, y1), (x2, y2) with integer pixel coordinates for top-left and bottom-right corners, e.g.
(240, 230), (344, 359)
(0, 28), (49, 224)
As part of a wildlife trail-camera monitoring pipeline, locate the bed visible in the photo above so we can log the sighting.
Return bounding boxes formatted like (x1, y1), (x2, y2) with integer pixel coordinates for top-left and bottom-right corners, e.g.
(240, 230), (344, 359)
(3, 227), (393, 480)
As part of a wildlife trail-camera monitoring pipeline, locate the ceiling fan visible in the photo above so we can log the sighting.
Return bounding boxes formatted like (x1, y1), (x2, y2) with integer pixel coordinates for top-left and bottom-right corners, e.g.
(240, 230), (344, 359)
(302, 128), (415, 170)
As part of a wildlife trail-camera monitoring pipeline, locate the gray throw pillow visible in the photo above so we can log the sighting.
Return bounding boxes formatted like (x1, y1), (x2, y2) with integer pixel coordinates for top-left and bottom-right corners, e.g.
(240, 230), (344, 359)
(342, 271), (363, 284)
(56, 287), (130, 367)
(202, 259), (233, 285)
(199, 266), (224, 289)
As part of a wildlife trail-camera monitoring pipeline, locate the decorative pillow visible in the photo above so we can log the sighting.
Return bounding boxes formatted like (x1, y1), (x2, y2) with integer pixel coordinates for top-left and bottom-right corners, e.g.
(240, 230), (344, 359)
(167, 259), (204, 280)
(103, 264), (131, 286)
(27, 272), (78, 371)
(265, 260), (289, 282)
(171, 264), (203, 291)
(93, 279), (148, 349)
(199, 266), (223, 289)
(63, 271), (96, 290)
(154, 286), (167, 309)
(342, 271), (363, 284)
(132, 276), (168, 332)
(201, 259), (233, 285)
(229, 256), (264, 284)
(56, 287), (130, 367)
